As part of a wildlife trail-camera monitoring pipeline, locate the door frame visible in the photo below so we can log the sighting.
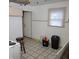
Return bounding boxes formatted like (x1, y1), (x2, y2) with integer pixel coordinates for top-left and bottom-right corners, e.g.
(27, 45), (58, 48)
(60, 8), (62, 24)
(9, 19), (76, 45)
(22, 11), (32, 38)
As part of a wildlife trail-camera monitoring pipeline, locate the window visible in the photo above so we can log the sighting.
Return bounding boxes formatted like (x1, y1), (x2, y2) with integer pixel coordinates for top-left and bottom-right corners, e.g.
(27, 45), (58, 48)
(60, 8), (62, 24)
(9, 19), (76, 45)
(48, 7), (66, 27)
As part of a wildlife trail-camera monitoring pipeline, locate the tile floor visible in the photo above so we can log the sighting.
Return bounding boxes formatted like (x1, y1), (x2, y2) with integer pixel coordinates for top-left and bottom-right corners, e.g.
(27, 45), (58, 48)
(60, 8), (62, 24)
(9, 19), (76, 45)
(21, 37), (60, 59)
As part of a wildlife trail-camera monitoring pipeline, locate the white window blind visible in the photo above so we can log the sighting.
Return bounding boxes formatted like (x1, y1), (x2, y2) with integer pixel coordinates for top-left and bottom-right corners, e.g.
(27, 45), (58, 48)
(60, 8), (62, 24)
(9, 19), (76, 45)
(48, 7), (66, 27)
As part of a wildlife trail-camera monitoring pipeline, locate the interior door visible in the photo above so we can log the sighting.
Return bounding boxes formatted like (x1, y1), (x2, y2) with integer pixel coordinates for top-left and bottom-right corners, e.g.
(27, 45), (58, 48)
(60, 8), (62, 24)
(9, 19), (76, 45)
(23, 11), (32, 38)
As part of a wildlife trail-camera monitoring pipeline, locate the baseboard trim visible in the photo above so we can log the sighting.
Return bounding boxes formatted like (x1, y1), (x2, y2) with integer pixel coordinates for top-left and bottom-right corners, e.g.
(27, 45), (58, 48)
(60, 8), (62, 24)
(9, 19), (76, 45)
(24, 36), (33, 39)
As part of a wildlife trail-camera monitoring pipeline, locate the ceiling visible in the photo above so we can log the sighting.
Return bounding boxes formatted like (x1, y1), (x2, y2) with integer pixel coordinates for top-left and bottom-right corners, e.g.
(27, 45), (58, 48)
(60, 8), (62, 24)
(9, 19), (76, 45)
(9, 0), (68, 6)
(29, 0), (68, 6)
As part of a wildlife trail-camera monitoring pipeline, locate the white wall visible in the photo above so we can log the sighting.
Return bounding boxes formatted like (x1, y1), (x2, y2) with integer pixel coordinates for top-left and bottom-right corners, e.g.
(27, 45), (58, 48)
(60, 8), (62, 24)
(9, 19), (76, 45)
(9, 2), (23, 41)
(9, 16), (23, 41)
(31, 1), (69, 47)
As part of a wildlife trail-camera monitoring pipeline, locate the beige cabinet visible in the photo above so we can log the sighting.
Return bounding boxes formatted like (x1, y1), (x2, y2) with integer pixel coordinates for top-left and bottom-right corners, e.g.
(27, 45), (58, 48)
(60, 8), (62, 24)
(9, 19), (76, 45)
(9, 6), (23, 16)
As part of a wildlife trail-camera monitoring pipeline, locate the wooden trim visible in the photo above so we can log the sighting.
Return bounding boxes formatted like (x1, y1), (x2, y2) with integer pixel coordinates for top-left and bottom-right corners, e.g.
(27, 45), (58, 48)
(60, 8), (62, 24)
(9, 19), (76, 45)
(9, 6), (23, 16)
(22, 11), (24, 37)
